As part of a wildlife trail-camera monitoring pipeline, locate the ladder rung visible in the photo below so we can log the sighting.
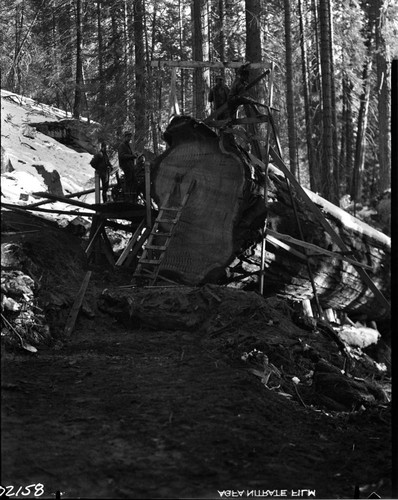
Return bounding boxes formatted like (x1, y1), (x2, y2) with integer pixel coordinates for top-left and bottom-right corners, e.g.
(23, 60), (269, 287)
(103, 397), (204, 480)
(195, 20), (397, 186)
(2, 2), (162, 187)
(140, 259), (161, 265)
(156, 219), (178, 224)
(150, 231), (173, 236)
(145, 244), (167, 251)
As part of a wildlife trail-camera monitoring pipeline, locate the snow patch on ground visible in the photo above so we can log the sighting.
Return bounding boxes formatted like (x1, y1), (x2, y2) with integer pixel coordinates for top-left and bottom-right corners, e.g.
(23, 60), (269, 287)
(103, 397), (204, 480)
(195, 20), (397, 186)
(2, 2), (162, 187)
(1, 89), (95, 206)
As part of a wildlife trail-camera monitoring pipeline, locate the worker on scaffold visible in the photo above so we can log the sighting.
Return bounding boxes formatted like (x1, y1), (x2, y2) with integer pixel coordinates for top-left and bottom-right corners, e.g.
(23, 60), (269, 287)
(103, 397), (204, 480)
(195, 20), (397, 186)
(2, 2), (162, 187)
(118, 131), (138, 202)
(208, 76), (230, 119)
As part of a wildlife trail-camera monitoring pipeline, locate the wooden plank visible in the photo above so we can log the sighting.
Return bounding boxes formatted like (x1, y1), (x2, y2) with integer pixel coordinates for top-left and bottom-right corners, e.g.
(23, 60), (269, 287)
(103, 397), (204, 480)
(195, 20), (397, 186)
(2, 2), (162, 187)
(145, 163), (152, 227)
(267, 229), (374, 271)
(85, 219), (105, 256)
(64, 271), (92, 337)
(169, 67), (180, 117)
(115, 220), (146, 266)
(125, 226), (152, 267)
(151, 60), (270, 69)
(32, 192), (96, 210)
(95, 172), (101, 204)
(266, 234), (308, 260)
(1, 202), (93, 217)
(268, 146), (391, 312)
(100, 227), (115, 265)
(26, 187), (96, 208)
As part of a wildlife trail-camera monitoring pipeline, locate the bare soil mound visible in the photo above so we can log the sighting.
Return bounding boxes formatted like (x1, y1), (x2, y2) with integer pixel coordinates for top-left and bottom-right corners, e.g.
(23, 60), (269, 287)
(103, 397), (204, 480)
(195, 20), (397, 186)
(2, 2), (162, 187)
(1, 210), (392, 499)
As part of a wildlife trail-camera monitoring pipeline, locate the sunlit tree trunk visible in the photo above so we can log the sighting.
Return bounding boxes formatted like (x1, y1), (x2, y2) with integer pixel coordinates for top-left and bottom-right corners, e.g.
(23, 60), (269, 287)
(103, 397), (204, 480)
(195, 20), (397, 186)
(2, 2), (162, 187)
(340, 72), (354, 193)
(96, 1), (105, 119)
(318, 0), (337, 202)
(351, 51), (373, 204)
(375, 0), (390, 194)
(73, 0), (83, 119)
(328, 0), (339, 197)
(283, 0), (297, 176)
(191, 0), (207, 119)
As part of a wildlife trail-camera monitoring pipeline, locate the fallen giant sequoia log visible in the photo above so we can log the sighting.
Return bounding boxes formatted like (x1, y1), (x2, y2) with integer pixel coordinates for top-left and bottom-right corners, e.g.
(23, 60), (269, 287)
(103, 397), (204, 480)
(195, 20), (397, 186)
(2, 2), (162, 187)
(151, 116), (390, 321)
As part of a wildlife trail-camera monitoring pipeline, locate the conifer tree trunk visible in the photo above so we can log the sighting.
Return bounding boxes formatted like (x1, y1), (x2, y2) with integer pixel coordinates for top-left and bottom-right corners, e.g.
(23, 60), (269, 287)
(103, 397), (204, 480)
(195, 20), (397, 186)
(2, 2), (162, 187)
(73, 0), (83, 119)
(351, 53), (372, 204)
(245, 0), (263, 97)
(216, 0), (225, 63)
(298, 0), (317, 190)
(133, 0), (147, 151)
(318, 0), (337, 203)
(375, 0), (390, 194)
(283, 0), (298, 176)
(191, 0), (207, 120)
(96, 1), (105, 118)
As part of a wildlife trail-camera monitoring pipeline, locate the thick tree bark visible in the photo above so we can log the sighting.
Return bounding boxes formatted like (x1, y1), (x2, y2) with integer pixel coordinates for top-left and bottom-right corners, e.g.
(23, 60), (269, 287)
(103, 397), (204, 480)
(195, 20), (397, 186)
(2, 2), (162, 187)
(318, 0), (337, 203)
(298, 0), (316, 191)
(283, 0), (298, 177)
(96, 1), (105, 119)
(133, 0), (147, 151)
(351, 53), (372, 204)
(375, 0), (390, 194)
(73, 0), (83, 119)
(191, 0), (208, 120)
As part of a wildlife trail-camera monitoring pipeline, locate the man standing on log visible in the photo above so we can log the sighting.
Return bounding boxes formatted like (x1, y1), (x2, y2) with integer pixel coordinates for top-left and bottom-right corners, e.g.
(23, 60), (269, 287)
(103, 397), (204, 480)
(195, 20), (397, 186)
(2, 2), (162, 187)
(208, 76), (230, 119)
(90, 141), (112, 203)
(118, 131), (138, 202)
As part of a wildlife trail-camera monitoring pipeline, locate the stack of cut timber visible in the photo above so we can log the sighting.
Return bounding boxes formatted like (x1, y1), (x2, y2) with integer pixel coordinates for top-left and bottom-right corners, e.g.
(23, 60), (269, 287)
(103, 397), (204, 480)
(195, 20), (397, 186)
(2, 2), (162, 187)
(151, 116), (390, 321)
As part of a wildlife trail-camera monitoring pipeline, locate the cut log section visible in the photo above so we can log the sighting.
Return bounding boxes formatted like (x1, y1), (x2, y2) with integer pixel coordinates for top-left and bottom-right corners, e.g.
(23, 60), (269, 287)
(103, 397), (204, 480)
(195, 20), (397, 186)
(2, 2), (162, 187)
(151, 116), (390, 321)
(151, 116), (267, 284)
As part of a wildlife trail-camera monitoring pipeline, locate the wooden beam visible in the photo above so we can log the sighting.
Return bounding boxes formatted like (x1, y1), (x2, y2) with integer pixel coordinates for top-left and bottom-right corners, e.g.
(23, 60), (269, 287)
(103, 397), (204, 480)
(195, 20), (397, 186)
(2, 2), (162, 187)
(26, 187), (96, 208)
(32, 192), (96, 210)
(125, 226), (152, 268)
(64, 271), (92, 337)
(1, 202), (93, 217)
(266, 234), (308, 260)
(145, 163), (152, 227)
(151, 60), (270, 69)
(267, 229), (374, 271)
(115, 219), (146, 266)
(85, 219), (105, 256)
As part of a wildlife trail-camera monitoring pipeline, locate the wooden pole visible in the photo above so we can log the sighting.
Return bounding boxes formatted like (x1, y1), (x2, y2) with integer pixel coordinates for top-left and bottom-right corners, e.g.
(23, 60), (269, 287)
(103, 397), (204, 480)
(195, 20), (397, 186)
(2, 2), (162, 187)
(145, 162), (152, 227)
(64, 271), (92, 337)
(95, 172), (101, 204)
(259, 63), (274, 295)
(169, 67), (180, 118)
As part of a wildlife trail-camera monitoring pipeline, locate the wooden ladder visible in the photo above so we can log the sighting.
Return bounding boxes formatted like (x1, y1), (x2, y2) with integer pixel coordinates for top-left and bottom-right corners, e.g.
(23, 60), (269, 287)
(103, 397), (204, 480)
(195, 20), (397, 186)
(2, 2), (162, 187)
(133, 179), (196, 285)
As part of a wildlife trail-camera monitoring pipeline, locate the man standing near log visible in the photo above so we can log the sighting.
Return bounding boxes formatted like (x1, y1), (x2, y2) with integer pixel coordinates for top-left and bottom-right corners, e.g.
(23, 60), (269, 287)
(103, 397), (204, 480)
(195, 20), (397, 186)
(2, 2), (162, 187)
(208, 76), (230, 119)
(89, 141), (112, 203)
(118, 131), (138, 202)
(228, 64), (251, 119)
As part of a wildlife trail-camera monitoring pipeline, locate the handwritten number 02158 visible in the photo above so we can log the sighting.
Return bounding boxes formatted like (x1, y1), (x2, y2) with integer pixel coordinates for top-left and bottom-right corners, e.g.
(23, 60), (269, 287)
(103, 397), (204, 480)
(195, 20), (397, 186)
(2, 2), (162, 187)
(0, 484), (44, 497)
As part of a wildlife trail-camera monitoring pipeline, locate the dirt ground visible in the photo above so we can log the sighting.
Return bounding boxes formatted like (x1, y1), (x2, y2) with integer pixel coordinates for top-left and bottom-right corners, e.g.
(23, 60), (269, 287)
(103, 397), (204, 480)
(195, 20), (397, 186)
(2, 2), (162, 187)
(1, 211), (393, 499)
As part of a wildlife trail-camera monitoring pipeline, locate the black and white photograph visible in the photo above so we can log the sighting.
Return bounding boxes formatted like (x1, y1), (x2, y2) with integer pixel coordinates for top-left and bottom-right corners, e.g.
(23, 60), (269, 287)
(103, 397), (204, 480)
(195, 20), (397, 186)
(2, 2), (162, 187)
(1, 1), (395, 498)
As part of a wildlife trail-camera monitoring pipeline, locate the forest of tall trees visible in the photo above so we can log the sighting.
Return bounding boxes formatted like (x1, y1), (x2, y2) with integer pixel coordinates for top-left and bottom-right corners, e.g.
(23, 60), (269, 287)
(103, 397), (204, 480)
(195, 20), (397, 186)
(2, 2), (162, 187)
(1, 0), (396, 205)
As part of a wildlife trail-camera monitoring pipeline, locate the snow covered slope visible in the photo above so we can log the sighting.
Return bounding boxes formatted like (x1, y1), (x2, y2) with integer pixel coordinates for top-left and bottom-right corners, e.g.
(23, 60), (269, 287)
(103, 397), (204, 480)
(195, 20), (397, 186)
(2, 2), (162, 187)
(1, 89), (97, 207)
